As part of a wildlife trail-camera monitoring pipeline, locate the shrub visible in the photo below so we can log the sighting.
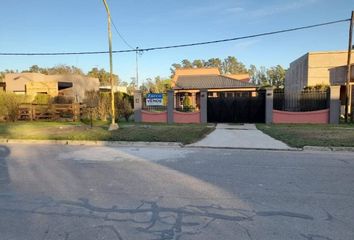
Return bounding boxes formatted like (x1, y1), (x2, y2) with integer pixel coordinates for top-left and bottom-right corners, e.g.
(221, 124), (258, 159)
(52, 95), (74, 104)
(33, 93), (51, 104)
(0, 91), (23, 121)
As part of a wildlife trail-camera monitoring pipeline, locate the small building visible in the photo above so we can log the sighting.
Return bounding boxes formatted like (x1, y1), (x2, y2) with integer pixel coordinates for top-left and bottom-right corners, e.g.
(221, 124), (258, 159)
(172, 68), (256, 109)
(4, 73), (99, 102)
(285, 50), (354, 112)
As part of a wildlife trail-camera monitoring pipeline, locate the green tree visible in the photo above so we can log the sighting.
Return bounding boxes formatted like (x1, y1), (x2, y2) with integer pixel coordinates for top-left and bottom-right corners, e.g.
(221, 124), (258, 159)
(88, 67), (119, 86)
(222, 56), (247, 74)
(266, 65), (286, 88)
(205, 58), (222, 72)
(192, 59), (205, 68)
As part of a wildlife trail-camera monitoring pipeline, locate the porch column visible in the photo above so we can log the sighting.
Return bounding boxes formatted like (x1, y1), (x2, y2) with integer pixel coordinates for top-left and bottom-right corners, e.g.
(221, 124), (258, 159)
(329, 86), (341, 124)
(265, 87), (274, 124)
(167, 90), (174, 124)
(191, 92), (196, 107)
(134, 90), (142, 123)
(200, 89), (208, 124)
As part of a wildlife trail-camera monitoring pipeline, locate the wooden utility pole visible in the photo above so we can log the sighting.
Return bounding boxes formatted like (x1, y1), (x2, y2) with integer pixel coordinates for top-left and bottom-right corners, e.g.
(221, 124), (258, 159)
(345, 11), (354, 123)
(102, 0), (118, 130)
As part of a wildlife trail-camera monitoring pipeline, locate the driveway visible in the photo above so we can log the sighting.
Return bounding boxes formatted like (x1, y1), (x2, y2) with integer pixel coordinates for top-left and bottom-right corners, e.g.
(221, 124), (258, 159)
(188, 123), (290, 149)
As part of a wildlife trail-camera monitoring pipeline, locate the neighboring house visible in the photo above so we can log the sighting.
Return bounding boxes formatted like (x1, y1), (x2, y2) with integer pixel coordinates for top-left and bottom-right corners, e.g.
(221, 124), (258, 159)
(4, 73), (99, 102)
(172, 68), (256, 109)
(99, 85), (128, 94)
(285, 50), (354, 107)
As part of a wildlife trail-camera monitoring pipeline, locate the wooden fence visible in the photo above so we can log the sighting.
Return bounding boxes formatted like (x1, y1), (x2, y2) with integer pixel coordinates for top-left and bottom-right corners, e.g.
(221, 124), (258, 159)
(18, 103), (82, 121)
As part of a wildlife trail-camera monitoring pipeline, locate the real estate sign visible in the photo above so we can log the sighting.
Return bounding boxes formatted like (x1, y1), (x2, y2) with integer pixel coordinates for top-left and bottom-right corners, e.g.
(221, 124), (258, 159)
(146, 93), (164, 106)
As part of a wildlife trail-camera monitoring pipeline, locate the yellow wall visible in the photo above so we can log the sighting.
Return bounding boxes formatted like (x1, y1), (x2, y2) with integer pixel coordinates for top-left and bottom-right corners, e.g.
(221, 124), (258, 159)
(308, 51), (354, 86)
(26, 81), (58, 97)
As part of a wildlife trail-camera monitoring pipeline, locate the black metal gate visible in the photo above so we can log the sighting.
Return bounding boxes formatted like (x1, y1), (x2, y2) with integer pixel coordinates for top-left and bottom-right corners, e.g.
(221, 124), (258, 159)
(207, 90), (265, 123)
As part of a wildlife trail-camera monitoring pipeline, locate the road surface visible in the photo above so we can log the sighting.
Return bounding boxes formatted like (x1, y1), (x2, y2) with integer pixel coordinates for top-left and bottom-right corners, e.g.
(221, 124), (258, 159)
(0, 144), (353, 240)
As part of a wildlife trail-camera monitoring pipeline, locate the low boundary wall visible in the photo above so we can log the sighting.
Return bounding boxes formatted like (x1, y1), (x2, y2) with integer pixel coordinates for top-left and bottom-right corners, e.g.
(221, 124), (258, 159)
(173, 111), (201, 124)
(273, 109), (329, 124)
(141, 111), (167, 123)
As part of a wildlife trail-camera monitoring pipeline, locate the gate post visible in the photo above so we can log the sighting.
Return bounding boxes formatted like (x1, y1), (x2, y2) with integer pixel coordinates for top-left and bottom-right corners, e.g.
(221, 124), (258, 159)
(134, 90), (142, 123)
(330, 86), (341, 124)
(200, 89), (208, 124)
(265, 87), (274, 124)
(167, 90), (174, 124)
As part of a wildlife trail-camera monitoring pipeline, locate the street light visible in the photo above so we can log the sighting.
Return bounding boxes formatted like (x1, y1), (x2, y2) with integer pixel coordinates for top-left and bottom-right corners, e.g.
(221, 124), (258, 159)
(102, 0), (119, 130)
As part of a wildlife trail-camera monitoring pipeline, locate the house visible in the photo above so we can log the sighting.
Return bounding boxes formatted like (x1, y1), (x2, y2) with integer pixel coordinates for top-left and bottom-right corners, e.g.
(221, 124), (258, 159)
(285, 50), (354, 112)
(171, 68), (256, 109)
(4, 72), (99, 102)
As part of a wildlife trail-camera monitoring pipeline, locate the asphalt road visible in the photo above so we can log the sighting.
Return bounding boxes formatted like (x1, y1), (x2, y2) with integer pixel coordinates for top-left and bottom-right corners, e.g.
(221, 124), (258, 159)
(0, 144), (353, 240)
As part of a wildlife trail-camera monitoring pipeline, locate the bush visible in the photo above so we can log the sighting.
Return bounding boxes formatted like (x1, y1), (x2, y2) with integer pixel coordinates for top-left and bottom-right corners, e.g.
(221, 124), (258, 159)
(33, 93), (51, 104)
(52, 95), (74, 104)
(0, 91), (23, 121)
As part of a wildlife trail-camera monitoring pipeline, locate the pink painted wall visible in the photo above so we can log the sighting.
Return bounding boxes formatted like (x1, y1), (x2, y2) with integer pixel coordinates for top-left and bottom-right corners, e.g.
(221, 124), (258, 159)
(174, 111), (201, 123)
(141, 111), (167, 123)
(273, 109), (329, 124)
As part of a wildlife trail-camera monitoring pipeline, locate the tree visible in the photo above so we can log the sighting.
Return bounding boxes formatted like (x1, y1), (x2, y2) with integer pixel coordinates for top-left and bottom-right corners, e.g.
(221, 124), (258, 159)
(87, 67), (119, 86)
(222, 56), (247, 74)
(266, 65), (286, 88)
(205, 58), (222, 72)
(192, 60), (205, 68)
(181, 59), (193, 68)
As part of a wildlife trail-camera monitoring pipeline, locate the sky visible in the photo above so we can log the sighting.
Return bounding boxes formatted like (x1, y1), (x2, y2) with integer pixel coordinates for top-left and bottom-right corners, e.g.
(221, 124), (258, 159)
(0, 0), (353, 84)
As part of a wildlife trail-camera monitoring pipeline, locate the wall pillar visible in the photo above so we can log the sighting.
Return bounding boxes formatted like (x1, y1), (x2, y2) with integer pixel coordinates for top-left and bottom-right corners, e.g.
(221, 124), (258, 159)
(134, 90), (142, 123)
(351, 84), (354, 122)
(200, 89), (208, 124)
(265, 87), (274, 124)
(329, 86), (341, 124)
(167, 90), (174, 124)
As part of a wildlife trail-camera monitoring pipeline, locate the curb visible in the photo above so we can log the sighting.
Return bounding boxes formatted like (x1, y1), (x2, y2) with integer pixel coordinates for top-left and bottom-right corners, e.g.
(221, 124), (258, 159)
(184, 145), (301, 151)
(0, 139), (183, 148)
(303, 146), (354, 152)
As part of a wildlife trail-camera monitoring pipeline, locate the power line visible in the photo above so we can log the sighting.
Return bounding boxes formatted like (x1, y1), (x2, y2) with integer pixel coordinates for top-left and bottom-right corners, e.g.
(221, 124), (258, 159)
(111, 19), (135, 50)
(0, 18), (350, 56)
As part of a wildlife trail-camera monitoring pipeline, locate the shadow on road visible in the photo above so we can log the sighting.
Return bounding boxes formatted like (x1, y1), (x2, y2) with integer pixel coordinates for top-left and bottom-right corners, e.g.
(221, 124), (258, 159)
(0, 145), (10, 189)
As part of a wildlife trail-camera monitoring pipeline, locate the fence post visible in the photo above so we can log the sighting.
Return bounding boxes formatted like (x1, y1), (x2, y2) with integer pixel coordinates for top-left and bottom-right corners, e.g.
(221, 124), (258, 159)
(265, 87), (274, 124)
(329, 86), (341, 124)
(200, 89), (208, 124)
(167, 90), (174, 124)
(134, 90), (142, 123)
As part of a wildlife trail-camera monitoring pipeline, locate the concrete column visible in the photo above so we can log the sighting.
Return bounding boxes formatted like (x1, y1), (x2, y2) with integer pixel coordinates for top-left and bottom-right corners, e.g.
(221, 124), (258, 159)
(167, 90), (174, 124)
(351, 85), (354, 122)
(191, 92), (196, 107)
(265, 87), (274, 124)
(329, 86), (341, 124)
(200, 89), (208, 124)
(134, 90), (142, 123)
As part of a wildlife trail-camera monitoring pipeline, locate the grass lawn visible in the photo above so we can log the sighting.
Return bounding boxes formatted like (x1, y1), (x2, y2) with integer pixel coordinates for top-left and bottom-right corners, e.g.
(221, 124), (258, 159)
(0, 121), (214, 145)
(256, 124), (354, 148)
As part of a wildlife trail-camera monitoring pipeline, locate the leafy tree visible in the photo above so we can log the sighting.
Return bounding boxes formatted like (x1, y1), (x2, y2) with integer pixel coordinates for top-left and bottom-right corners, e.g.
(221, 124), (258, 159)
(205, 58), (222, 72)
(222, 56), (247, 74)
(266, 65), (286, 88)
(192, 60), (205, 68)
(181, 59), (193, 68)
(87, 67), (119, 86)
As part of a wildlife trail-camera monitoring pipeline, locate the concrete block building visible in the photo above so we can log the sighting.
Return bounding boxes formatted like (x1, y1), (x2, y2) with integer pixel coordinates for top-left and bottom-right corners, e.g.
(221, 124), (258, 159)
(4, 73), (100, 102)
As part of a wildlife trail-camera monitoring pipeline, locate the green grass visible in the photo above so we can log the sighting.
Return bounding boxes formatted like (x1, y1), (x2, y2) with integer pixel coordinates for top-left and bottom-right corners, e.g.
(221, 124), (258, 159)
(256, 124), (354, 148)
(0, 121), (214, 145)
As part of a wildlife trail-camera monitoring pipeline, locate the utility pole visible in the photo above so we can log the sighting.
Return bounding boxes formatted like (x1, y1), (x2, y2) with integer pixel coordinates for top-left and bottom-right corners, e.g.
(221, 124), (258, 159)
(345, 11), (354, 123)
(102, 0), (118, 130)
(135, 47), (139, 89)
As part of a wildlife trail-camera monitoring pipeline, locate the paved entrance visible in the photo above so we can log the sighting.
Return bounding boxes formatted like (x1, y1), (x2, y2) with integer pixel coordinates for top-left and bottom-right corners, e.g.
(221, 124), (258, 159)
(188, 123), (290, 149)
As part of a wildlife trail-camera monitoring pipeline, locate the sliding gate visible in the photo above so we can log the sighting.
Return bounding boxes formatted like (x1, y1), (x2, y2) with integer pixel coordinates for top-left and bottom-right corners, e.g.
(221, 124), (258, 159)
(207, 90), (265, 123)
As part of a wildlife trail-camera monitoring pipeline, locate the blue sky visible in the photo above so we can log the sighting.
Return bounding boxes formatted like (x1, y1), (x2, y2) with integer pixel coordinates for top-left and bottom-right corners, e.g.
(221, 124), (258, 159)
(0, 0), (352, 83)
